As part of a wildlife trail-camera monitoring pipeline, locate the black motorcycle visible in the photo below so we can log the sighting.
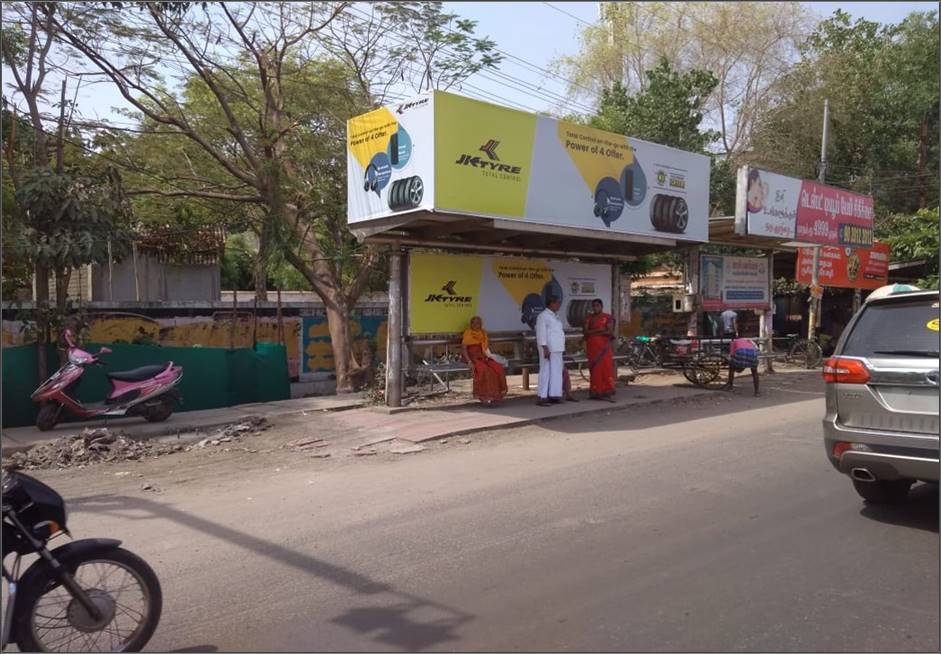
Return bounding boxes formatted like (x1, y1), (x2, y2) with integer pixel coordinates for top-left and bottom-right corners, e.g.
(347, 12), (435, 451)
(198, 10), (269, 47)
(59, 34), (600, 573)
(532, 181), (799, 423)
(2, 470), (162, 652)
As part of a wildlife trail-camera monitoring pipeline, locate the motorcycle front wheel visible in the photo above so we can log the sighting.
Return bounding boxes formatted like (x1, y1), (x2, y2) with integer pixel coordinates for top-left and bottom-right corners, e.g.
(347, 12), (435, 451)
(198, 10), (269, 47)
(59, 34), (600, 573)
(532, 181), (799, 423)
(14, 545), (162, 652)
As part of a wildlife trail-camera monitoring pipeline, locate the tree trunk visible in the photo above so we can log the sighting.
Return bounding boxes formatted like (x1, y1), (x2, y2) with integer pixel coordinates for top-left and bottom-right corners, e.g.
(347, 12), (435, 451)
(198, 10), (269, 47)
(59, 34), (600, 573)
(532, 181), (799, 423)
(917, 113), (928, 210)
(254, 220), (270, 302)
(323, 293), (359, 393)
(55, 266), (71, 310)
(34, 262), (50, 380)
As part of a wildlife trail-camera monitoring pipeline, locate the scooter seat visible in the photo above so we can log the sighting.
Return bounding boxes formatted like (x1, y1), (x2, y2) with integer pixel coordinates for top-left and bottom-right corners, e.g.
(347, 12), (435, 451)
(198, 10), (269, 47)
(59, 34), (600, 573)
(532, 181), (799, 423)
(107, 364), (167, 382)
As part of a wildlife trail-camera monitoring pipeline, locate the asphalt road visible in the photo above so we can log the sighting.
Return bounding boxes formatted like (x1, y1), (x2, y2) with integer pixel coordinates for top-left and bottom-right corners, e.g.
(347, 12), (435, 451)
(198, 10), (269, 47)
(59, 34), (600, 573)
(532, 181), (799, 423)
(36, 375), (940, 652)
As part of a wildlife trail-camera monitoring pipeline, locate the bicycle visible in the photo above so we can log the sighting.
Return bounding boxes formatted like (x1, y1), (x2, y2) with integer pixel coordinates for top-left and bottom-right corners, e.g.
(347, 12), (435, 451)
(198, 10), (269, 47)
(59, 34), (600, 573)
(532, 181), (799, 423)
(619, 335), (663, 368)
(774, 333), (823, 369)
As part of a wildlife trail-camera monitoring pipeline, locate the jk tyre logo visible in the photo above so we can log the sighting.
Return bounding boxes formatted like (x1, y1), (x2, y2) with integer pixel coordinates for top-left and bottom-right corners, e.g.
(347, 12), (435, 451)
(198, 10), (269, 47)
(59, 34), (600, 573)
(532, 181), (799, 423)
(455, 138), (523, 175)
(425, 280), (472, 303)
(479, 139), (501, 161)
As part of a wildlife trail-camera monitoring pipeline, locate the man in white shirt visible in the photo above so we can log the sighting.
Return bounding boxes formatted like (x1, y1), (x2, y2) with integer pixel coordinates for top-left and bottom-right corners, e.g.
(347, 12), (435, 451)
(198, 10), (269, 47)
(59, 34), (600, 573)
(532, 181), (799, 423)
(535, 296), (566, 406)
(720, 309), (738, 338)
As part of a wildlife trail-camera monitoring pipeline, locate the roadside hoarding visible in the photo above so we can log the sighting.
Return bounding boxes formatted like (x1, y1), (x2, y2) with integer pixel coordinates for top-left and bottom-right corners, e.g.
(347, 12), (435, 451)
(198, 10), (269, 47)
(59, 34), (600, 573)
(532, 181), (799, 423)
(795, 242), (890, 290)
(699, 255), (770, 311)
(734, 166), (875, 247)
(408, 252), (612, 335)
(348, 91), (711, 243)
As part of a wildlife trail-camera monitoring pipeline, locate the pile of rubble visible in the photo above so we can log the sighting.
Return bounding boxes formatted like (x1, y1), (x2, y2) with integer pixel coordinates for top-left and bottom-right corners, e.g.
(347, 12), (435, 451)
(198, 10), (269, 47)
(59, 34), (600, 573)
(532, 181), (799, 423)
(3, 416), (271, 470)
(3, 427), (182, 470)
(189, 415), (270, 450)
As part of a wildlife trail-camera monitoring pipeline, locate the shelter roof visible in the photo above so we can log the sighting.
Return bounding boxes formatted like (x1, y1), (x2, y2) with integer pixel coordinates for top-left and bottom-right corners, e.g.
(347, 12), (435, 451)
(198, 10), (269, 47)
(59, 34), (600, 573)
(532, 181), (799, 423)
(350, 210), (683, 261)
(707, 216), (800, 252)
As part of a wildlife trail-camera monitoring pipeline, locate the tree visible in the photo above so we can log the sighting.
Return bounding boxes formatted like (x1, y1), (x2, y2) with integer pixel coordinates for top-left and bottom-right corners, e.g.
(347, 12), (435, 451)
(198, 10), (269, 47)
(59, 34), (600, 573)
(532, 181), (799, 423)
(2, 3), (132, 377)
(554, 2), (812, 159)
(876, 207), (940, 289)
(47, 1), (499, 391)
(591, 61), (732, 216)
(748, 10), (939, 215)
(591, 61), (718, 153)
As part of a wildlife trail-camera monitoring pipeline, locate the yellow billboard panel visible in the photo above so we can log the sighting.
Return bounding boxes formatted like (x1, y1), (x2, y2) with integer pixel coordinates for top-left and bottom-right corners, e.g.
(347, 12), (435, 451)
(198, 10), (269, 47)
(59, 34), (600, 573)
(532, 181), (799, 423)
(434, 92), (537, 218)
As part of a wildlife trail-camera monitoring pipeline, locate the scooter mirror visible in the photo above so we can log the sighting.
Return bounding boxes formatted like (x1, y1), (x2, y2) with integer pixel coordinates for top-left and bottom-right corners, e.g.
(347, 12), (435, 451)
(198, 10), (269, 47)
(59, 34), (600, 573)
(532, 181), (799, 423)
(99, 346), (113, 355)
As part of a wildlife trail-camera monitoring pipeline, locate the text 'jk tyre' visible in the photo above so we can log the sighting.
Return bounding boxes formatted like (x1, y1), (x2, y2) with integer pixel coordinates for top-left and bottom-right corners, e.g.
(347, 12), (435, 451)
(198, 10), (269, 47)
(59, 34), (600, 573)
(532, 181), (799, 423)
(650, 194), (689, 234)
(388, 175), (424, 211)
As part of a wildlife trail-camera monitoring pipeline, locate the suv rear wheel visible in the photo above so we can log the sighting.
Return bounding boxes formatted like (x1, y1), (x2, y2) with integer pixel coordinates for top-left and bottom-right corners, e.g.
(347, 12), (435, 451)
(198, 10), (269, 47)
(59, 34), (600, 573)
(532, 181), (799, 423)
(852, 478), (913, 503)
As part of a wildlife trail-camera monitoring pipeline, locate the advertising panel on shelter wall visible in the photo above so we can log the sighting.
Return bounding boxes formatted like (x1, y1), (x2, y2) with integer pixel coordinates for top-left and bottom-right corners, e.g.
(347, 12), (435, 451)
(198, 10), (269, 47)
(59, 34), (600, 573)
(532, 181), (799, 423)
(734, 166), (875, 247)
(700, 255), (770, 312)
(795, 242), (890, 290)
(408, 252), (612, 335)
(346, 94), (436, 223)
(347, 92), (711, 243)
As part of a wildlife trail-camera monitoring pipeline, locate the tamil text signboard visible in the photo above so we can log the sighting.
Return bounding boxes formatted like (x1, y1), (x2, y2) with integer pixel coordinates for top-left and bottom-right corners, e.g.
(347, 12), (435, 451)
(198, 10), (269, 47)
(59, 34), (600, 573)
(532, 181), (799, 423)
(700, 255), (770, 311)
(348, 91), (711, 243)
(408, 252), (612, 334)
(795, 242), (890, 290)
(734, 166), (874, 246)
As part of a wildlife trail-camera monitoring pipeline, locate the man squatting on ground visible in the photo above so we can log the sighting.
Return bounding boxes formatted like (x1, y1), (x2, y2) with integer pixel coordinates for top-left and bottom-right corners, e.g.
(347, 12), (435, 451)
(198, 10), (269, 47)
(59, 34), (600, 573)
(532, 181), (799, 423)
(727, 331), (760, 396)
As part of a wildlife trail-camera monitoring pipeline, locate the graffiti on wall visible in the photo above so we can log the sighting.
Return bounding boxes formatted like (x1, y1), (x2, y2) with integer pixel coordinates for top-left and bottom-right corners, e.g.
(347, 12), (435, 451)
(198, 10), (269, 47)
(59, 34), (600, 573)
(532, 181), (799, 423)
(3, 314), (304, 378)
(302, 315), (388, 374)
(3, 311), (391, 377)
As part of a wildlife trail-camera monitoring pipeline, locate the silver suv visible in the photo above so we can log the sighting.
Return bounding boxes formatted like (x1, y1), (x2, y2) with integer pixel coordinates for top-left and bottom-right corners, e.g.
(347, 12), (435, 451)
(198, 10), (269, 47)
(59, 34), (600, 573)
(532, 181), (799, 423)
(822, 290), (940, 503)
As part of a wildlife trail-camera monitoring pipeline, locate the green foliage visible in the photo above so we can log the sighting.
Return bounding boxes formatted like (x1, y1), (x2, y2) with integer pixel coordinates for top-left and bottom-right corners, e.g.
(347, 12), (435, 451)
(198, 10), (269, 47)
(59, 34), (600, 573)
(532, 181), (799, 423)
(381, 1), (502, 92)
(11, 167), (132, 271)
(750, 9), (939, 215)
(591, 61), (719, 154)
(220, 234), (255, 291)
(876, 207), (940, 288)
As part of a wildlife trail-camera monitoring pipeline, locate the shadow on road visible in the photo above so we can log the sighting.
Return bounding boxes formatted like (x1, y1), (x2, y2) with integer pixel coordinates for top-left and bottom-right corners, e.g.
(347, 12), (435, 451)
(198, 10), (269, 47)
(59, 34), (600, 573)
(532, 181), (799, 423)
(170, 646), (219, 653)
(68, 494), (474, 651)
(860, 483), (939, 533)
(544, 370), (826, 436)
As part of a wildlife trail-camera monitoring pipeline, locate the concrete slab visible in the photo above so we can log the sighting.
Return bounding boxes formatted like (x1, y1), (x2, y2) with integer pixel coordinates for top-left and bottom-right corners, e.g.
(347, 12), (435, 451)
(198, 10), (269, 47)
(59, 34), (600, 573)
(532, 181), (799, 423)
(326, 384), (713, 445)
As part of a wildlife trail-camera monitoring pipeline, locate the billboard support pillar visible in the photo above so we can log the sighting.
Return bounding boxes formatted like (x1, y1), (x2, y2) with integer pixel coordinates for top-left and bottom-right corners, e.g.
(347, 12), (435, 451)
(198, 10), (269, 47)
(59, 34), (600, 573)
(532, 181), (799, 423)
(685, 246), (700, 337)
(763, 249), (775, 374)
(386, 249), (404, 407)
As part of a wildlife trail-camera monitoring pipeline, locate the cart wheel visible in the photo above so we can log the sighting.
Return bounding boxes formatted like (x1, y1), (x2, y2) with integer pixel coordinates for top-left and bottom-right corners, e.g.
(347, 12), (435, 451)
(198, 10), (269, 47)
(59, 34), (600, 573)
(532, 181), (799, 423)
(686, 354), (727, 389)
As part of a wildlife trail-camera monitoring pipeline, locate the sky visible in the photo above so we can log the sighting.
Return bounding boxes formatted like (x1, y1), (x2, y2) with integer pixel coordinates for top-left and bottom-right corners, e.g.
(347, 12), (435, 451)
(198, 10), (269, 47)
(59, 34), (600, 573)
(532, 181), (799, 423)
(2, 1), (937, 127)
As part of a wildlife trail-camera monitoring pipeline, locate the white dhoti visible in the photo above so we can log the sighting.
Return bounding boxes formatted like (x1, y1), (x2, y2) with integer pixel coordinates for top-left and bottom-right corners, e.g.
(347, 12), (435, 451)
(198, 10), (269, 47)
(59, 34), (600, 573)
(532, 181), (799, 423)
(538, 351), (564, 399)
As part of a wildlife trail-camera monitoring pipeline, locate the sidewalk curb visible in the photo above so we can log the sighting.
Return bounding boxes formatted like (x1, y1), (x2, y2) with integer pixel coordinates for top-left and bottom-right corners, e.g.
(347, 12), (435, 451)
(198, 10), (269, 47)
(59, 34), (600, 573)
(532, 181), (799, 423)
(404, 388), (717, 444)
(1, 401), (365, 457)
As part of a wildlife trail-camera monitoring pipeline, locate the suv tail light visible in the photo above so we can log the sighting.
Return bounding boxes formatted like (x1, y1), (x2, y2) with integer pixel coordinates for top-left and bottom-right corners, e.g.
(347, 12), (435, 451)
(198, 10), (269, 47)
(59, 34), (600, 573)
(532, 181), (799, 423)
(822, 357), (870, 384)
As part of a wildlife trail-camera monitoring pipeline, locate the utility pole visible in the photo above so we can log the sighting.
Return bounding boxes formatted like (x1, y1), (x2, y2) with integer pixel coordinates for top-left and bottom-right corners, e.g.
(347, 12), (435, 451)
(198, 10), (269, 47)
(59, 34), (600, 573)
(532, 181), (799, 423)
(808, 99), (829, 342)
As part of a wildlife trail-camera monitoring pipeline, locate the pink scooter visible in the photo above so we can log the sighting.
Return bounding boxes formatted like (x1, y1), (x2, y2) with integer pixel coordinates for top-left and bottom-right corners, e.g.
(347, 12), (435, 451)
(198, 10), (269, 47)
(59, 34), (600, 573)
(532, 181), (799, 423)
(30, 329), (183, 431)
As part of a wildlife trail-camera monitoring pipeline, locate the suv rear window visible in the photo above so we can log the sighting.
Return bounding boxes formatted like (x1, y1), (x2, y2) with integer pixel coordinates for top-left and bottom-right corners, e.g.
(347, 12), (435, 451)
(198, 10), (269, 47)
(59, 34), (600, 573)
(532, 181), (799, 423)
(840, 297), (940, 358)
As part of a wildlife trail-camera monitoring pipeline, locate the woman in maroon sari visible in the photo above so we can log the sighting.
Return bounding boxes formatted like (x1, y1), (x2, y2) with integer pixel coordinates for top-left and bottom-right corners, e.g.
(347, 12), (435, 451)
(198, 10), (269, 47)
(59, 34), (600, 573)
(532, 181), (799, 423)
(461, 316), (508, 405)
(583, 299), (616, 401)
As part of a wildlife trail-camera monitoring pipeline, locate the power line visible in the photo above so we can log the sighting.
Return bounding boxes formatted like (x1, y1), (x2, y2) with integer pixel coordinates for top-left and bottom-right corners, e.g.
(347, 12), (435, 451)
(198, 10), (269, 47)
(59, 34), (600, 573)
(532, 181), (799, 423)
(542, 2), (595, 27)
(341, 3), (600, 111)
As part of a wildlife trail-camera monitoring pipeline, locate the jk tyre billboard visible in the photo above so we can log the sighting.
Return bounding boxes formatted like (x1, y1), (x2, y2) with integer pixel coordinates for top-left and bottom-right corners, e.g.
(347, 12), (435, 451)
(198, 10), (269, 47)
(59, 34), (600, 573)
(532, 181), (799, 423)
(408, 252), (613, 335)
(734, 166), (875, 246)
(348, 91), (711, 243)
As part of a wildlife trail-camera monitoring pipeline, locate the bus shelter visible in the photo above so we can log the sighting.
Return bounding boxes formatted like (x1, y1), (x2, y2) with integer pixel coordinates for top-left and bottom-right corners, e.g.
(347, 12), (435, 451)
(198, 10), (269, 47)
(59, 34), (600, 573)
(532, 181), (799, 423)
(346, 91), (713, 406)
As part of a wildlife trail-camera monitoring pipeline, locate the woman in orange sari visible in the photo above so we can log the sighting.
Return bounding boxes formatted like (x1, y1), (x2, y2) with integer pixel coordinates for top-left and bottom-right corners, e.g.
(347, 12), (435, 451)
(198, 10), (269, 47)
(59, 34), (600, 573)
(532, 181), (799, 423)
(461, 316), (508, 405)
(583, 299), (616, 402)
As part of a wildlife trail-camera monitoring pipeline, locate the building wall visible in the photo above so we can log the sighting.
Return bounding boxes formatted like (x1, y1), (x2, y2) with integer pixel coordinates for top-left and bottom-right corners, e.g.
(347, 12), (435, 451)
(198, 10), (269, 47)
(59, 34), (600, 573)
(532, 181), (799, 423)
(91, 255), (221, 302)
(2, 302), (389, 381)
